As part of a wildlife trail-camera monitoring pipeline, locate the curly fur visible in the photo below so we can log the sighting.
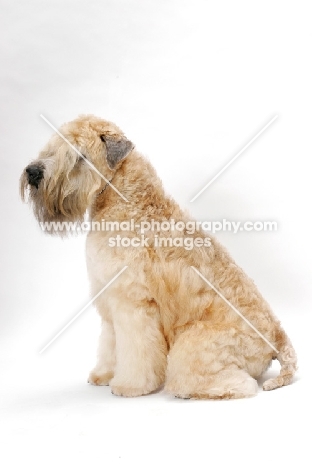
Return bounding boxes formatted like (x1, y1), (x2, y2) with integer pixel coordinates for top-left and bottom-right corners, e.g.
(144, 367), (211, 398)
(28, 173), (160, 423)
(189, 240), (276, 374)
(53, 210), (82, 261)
(20, 115), (297, 399)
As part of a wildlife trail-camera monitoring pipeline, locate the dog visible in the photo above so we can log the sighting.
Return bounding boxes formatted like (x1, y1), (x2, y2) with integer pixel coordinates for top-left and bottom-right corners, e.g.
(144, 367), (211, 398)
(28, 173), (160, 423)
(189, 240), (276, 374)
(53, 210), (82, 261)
(20, 115), (297, 399)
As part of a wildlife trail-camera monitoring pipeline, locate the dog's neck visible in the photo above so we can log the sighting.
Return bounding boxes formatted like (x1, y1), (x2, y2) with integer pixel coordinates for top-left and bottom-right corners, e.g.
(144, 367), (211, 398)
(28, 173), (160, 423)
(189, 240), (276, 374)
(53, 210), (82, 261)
(92, 153), (181, 223)
(97, 176), (114, 197)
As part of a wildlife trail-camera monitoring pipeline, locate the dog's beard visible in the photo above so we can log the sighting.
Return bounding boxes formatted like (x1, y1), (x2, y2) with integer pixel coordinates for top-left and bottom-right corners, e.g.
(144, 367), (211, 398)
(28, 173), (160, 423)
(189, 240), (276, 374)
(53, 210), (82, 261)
(20, 165), (101, 236)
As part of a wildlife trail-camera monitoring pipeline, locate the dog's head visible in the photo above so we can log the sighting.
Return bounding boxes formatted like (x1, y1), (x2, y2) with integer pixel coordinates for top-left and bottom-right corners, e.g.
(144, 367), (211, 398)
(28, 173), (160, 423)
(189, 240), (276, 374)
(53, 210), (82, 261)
(20, 115), (134, 233)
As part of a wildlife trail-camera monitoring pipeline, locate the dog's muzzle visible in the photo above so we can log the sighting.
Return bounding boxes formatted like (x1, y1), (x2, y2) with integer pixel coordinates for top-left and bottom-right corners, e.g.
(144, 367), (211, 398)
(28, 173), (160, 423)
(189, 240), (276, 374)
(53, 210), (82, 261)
(26, 165), (44, 189)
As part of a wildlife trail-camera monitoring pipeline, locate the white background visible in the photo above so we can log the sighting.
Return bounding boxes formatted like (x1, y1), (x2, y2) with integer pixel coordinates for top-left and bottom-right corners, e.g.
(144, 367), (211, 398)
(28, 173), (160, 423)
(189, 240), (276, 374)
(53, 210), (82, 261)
(1, 0), (311, 466)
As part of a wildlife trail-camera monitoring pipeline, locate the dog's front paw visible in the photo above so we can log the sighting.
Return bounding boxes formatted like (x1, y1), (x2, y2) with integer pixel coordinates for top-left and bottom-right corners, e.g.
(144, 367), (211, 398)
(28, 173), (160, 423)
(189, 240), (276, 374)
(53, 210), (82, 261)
(110, 376), (161, 397)
(110, 384), (153, 397)
(88, 370), (113, 386)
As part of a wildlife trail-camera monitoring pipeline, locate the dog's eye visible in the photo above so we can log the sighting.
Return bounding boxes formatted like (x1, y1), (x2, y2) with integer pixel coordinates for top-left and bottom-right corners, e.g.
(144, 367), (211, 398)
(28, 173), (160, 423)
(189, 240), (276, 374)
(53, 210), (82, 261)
(78, 155), (87, 162)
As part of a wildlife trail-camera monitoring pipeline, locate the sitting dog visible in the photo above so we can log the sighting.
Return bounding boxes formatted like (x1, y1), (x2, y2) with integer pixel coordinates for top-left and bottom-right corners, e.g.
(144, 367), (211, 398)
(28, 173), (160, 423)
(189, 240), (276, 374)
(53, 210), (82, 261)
(20, 115), (297, 399)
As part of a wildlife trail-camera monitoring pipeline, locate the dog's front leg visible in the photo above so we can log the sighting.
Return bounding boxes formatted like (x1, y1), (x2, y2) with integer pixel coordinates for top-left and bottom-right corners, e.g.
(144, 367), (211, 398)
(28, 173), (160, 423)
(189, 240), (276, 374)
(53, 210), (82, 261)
(109, 300), (167, 397)
(88, 318), (116, 386)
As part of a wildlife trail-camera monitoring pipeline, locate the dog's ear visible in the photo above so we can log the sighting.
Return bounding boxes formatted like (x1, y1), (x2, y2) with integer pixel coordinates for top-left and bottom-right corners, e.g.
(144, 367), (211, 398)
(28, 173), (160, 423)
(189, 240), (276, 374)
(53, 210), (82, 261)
(101, 135), (134, 170)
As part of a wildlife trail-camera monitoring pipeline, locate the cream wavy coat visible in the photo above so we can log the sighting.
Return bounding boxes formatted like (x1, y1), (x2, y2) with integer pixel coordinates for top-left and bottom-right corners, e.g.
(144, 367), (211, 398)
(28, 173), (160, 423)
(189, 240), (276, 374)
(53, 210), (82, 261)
(21, 115), (297, 399)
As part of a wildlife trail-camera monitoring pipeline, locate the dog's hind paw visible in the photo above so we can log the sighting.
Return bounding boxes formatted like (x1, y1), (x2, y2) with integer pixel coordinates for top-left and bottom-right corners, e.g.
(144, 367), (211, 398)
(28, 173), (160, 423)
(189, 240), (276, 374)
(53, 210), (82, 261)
(166, 370), (258, 400)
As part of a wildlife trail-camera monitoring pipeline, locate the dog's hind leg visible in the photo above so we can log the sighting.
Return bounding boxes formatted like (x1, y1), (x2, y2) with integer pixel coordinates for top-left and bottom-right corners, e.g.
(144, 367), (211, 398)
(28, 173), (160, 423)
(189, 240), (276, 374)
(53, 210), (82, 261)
(165, 322), (258, 400)
(263, 323), (297, 391)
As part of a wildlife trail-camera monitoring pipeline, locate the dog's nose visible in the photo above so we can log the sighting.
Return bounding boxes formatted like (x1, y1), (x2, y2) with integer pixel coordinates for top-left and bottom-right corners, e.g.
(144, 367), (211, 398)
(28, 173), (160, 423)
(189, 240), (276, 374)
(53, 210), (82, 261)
(26, 165), (44, 188)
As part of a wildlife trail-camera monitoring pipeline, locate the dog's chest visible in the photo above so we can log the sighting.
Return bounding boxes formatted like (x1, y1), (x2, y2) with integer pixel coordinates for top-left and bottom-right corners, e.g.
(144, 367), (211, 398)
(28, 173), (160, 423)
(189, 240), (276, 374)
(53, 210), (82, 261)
(86, 231), (121, 281)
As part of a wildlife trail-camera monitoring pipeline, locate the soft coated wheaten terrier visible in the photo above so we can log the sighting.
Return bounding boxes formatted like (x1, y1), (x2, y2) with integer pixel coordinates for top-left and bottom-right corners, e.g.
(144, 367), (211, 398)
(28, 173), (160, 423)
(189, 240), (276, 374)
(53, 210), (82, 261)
(20, 115), (297, 399)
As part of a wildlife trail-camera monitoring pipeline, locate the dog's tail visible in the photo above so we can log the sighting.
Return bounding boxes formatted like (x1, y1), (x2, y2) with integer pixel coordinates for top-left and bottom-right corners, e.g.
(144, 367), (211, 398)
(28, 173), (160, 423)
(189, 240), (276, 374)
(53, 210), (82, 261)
(263, 322), (297, 391)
